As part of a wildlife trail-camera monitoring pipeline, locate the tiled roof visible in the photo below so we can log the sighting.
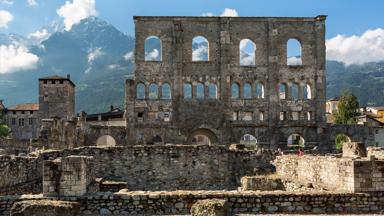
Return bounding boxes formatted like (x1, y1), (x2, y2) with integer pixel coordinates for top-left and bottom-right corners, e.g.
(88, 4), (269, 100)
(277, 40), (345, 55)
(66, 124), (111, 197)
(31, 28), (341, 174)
(7, 103), (39, 111)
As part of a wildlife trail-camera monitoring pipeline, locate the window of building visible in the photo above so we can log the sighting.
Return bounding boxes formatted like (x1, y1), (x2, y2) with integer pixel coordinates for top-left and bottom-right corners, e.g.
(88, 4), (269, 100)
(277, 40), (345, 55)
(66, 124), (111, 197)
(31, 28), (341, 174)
(11, 118), (16, 125)
(163, 112), (171, 122)
(30, 111), (34, 114)
(291, 83), (299, 100)
(241, 112), (253, 121)
(18, 118), (25, 126)
(239, 39), (256, 66)
(231, 83), (240, 99)
(145, 36), (162, 61)
(136, 83), (146, 99)
(243, 83), (252, 99)
(307, 112), (312, 121)
(255, 82), (264, 99)
(43, 80), (47, 84)
(12, 111), (16, 115)
(21, 111), (25, 114)
(292, 111), (300, 120)
(161, 83), (171, 99)
(259, 111), (264, 121)
(137, 112), (144, 122)
(148, 112), (159, 120)
(148, 83), (158, 99)
(208, 83), (217, 99)
(60, 80), (64, 84)
(196, 83), (205, 99)
(183, 83), (192, 99)
(280, 112), (286, 121)
(192, 36), (209, 61)
(52, 80), (56, 84)
(233, 111), (238, 120)
(279, 83), (287, 100)
(287, 38), (302, 66)
(29, 118), (34, 125)
(304, 84), (312, 99)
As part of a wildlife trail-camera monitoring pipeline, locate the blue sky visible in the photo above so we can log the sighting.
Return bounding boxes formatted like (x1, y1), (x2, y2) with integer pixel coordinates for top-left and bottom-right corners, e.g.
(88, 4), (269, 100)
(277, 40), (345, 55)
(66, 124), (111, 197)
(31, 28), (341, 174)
(1, 0), (384, 66)
(1, 0), (384, 38)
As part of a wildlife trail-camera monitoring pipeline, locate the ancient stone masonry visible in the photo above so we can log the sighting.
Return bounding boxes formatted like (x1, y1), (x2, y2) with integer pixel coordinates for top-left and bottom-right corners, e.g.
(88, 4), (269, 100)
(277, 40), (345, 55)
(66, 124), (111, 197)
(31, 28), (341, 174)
(127, 16), (327, 149)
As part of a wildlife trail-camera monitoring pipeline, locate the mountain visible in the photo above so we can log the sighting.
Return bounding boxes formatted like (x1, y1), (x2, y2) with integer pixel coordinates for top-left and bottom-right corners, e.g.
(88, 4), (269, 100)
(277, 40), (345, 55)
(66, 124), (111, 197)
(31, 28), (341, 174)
(1, 17), (384, 114)
(0, 17), (135, 113)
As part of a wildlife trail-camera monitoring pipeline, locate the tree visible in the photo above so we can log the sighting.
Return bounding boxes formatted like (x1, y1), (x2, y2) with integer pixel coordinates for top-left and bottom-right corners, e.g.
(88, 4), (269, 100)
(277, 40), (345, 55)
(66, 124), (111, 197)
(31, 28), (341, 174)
(0, 107), (9, 138)
(334, 91), (360, 124)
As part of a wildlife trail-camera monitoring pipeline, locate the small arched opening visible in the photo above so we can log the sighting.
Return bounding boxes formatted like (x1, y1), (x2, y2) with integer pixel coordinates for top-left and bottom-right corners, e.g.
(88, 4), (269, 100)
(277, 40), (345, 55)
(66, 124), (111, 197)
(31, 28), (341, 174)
(287, 38), (302, 66)
(145, 36), (162, 61)
(96, 135), (116, 147)
(188, 128), (218, 145)
(240, 134), (257, 146)
(239, 39), (256, 66)
(287, 134), (305, 147)
(192, 36), (209, 61)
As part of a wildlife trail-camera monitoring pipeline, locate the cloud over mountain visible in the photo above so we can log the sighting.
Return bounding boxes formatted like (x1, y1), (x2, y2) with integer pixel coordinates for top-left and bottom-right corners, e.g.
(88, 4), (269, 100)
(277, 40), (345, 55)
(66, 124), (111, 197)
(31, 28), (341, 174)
(0, 44), (39, 74)
(326, 28), (384, 65)
(57, 0), (97, 31)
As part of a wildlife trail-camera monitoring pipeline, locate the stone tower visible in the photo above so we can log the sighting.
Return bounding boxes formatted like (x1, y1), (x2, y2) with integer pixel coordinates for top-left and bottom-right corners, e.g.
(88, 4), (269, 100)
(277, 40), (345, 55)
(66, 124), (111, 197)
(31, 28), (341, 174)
(38, 75), (75, 120)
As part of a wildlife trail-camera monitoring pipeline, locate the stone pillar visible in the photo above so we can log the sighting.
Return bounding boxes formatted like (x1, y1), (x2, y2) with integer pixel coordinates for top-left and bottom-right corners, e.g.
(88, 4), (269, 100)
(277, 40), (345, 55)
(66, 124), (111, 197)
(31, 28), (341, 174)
(43, 156), (95, 197)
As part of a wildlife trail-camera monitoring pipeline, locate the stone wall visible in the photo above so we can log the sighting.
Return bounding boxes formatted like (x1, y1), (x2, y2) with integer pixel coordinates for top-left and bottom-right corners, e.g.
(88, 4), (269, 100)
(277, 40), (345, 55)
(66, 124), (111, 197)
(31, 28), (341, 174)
(368, 147), (384, 159)
(0, 155), (42, 195)
(274, 155), (384, 192)
(0, 145), (274, 194)
(1, 191), (384, 215)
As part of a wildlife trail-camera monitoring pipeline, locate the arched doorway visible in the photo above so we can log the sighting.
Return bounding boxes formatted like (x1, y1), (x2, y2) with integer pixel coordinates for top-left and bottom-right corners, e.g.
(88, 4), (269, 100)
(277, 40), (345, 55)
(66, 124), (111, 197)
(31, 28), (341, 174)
(335, 134), (351, 150)
(96, 135), (116, 147)
(187, 128), (218, 145)
(287, 134), (305, 147)
(240, 134), (257, 146)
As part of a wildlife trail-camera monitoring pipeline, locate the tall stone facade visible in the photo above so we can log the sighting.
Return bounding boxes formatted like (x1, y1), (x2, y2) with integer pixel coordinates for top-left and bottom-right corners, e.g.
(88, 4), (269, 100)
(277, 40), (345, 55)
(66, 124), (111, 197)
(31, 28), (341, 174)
(126, 16), (327, 149)
(5, 103), (39, 140)
(38, 75), (75, 120)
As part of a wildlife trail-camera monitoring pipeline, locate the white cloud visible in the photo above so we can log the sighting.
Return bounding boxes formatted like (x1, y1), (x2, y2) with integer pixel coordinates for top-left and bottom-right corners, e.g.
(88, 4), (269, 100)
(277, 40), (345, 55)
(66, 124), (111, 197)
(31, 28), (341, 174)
(201, 8), (239, 17)
(220, 8), (239, 17)
(0, 45), (39, 74)
(240, 52), (255, 66)
(27, 0), (38, 7)
(124, 51), (134, 61)
(0, 10), (13, 28)
(87, 47), (103, 63)
(192, 45), (208, 61)
(57, 0), (97, 31)
(145, 49), (160, 61)
(0, 0), (13, 5)
(287, 56), (302, 66)
(201, 12), (213, 17)
(326, 28), (384, 65)
(28, 28), (50, 42)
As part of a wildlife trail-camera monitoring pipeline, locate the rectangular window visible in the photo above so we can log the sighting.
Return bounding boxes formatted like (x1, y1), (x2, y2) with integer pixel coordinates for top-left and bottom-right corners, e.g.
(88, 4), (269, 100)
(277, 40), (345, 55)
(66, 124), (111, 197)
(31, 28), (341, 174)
(162, 112), (171, 122)
(148, 112), (158, 120)
(233, 112), (238, 121)
(137, 112), (144, 122)
(242, 112), (253, 121)
(292, 112), (299, 121)
(30, 111), (34, 114)
(19, 118), (25, 126)
(279, 112), (286, 121)
(376, 130), (379, 134)
(13, 111), (16, 115)
(29, 118), (34, 125)
(307, 112), (312, 121)
(11, 118), (16, 125)
(259, 111), (264, 121)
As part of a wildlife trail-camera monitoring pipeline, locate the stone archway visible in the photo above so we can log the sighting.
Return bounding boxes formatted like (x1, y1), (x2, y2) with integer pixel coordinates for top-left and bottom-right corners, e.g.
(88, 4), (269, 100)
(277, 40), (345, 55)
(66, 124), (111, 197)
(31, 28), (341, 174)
(187, 128), (218, 145)
(287, 134), (305, 147)
(240, 134), (257, 146)
(96, 135), (116, 147)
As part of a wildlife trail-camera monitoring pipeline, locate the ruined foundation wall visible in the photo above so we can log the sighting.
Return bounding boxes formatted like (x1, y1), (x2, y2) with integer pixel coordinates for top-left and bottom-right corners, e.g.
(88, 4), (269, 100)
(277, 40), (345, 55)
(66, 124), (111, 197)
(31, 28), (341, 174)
(1, 191), (384, 215)
(0, 155), (42, 195)
(274, 155), (384, 192)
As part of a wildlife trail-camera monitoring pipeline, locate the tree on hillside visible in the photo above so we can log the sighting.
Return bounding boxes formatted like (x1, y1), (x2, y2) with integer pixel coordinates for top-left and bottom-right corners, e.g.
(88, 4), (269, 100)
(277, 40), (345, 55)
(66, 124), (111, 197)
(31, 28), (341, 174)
(334, 91), (360, 125)
(0, 107), (9, 138)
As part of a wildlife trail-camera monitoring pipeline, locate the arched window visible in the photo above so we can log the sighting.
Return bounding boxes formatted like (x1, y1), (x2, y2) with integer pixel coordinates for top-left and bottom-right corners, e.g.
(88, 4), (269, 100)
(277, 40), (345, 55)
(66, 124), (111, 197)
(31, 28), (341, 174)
(208, 83), (217, 99)
(243, 83), (252, 99)
(291, 83), (299, 100)
(239, 39), (256, 66)
(136, 83), (146, 99)
(255, 82), (264, 99)
(231, 83), (240, 99)
(196, 83), (205, 99)
(183, 83), (192, 99)
(304, 83), (312, 99)
(287, 38), (302, 66)
(148, 83), (158, 99)
(287, 134), (305, 147)
(192, 36), (209, 61)
(145, 36), (162, 61)
(279, 83), (287, 100)
(240, 134), (257, 146)
(161, 83), (171, 99)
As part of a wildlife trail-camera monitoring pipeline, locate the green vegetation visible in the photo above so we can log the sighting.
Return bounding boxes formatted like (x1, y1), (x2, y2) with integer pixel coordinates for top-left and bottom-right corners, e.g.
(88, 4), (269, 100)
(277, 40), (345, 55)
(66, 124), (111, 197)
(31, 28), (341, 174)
(0, 108), (9, 138)
(335, 134), (351, 150)
(334, 91), (360, 124)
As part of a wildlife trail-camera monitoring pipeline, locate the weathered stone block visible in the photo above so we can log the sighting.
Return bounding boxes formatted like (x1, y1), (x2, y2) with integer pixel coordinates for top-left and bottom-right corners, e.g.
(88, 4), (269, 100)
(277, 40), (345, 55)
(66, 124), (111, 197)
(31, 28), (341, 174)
(342, 142), (367, 158)
(190, 199), (229, 216)
(11, 200), (80, 216)
(240, 175), (284, 191)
